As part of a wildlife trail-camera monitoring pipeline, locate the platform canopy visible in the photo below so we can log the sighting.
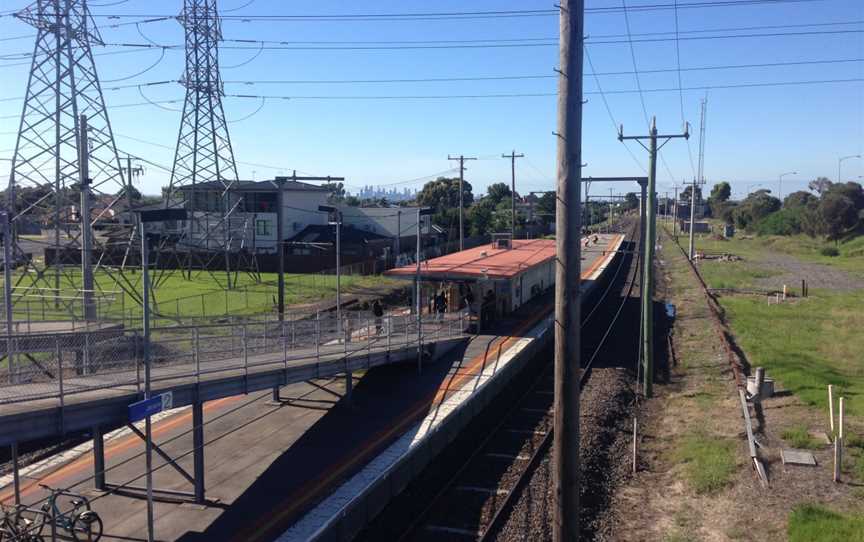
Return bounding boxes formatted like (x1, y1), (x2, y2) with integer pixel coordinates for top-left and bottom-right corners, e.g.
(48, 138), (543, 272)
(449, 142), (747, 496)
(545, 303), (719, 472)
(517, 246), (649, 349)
(385, 239), (556, 282)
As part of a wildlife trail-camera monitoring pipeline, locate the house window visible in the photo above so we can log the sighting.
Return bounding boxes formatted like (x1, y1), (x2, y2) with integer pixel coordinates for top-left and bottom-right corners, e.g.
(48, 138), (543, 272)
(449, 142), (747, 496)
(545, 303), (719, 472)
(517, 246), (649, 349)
(256, 219), (271, 236)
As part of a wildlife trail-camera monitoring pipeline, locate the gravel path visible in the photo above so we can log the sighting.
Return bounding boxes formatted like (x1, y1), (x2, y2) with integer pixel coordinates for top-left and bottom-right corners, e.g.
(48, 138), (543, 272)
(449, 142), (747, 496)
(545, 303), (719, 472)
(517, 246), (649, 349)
(753, 252), (864, 291)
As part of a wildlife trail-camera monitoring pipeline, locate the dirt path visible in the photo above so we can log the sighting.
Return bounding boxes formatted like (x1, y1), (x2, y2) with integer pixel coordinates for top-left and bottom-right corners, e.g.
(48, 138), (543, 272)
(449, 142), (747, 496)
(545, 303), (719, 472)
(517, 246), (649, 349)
(753, 252), (864, 292)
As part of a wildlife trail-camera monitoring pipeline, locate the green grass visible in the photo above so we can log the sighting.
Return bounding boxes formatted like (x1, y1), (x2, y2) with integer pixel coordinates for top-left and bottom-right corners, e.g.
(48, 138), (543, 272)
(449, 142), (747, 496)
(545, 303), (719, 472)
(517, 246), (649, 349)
(721, 291), (864, 417)
(780, 425), (823, 449)
(698, 260), (779, 290)
(672, 434), (738, 494)
(788, 504), (864, 542)
(2, 269), (402, 322)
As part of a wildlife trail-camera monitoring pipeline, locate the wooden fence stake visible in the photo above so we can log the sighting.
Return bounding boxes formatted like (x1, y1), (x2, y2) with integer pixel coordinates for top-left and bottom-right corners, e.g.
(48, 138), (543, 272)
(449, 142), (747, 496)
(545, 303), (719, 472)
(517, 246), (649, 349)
(829, 384), (835, 436)
(632, 417), (638, 475)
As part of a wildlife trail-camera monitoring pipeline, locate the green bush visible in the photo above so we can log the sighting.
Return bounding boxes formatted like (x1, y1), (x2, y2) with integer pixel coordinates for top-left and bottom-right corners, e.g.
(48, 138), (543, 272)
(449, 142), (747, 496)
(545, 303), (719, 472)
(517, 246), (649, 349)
(756, 208), (803, 236)
(820, 246), (840, 257)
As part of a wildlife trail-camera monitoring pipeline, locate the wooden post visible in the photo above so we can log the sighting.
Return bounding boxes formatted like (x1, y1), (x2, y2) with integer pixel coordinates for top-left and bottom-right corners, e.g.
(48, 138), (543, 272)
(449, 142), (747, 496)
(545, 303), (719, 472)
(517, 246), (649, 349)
(553, 1), (584, 539)
(632, 417), (638, 475)
(829, 384), (835, 435)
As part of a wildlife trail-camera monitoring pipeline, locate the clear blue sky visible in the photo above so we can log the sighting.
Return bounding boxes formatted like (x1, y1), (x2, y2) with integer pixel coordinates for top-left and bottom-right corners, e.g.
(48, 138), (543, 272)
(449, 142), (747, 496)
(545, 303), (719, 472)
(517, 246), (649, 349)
(0, 0), (862, 200)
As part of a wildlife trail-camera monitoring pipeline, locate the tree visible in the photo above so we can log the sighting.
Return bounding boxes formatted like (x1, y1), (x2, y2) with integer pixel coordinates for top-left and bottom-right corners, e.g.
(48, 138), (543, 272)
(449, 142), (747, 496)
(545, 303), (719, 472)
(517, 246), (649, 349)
(783, 190), (817, 209)
(467, 197), (495, 236)
(708, 181), (731, 218)
(417, 177), (473, 213)
(819, 193), (858, 241)
(486, 182), (512, 205)
(709, 182), (731, 203)
(680, 185), (703, 203)
(121, 185), (142, 201)
(733, 189), (781, 230)
(536, 192), (555, 226)
(623, 192), (639, 210)
(808, 177), (833, 195)
(322, 182), (346, 203)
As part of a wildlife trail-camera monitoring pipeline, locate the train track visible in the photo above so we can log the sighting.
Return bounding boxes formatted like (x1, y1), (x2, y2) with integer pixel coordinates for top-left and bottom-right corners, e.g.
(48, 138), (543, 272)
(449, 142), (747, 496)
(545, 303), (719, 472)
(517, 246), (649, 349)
(392, 221), (641, 542)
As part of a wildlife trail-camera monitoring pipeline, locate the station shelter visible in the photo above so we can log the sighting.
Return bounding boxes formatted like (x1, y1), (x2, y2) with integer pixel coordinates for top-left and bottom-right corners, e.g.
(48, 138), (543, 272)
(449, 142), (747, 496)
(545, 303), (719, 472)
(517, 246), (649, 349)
(384, 236), (556, 330)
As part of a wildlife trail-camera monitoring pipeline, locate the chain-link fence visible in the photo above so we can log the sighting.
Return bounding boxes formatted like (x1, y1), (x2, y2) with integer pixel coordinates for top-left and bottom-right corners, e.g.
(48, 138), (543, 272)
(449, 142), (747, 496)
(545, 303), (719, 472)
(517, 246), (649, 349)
(0, 310), (469, 405)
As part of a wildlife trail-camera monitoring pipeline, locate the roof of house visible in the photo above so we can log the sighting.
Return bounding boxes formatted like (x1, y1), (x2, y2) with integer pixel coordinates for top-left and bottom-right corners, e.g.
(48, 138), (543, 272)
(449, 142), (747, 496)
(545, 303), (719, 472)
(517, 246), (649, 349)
(287, 224), (391, 246)
(175, 179), (328, 192)
(385, 238), (556, 281)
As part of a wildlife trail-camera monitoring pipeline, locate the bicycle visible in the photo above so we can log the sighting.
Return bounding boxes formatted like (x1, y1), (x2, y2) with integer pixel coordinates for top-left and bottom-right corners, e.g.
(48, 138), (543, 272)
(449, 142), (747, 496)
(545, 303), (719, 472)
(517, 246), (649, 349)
(0, 504), (45, 542)
(35, 485), (102, 542)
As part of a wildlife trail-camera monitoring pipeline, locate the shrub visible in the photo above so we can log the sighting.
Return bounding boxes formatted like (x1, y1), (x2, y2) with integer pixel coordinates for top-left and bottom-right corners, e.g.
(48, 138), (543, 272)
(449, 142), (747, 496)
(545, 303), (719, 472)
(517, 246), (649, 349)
(756, 208), (803, 236)
(820, 246), (840, 257)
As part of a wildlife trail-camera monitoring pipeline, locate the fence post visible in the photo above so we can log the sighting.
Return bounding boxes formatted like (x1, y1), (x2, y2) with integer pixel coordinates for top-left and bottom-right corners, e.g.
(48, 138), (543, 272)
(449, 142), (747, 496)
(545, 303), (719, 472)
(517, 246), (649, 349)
(242, 324), (249, 393)
(282, 320), (288, 370)
(56, 336), (64, 409)
(194, 327), (200, 384)
(83, 332), (91, 376)
(134, 330), (141, 395)
(315, 311), (320, 363)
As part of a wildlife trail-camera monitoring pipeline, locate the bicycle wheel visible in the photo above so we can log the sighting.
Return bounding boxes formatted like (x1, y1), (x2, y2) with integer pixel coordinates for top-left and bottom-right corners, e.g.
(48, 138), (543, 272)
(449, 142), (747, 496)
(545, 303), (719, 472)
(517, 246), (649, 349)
(70, 511), (102, 542)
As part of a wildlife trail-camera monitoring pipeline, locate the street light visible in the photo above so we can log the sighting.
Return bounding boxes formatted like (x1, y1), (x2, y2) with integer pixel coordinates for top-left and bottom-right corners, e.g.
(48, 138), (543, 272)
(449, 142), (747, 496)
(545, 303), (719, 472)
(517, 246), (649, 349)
(838, 155), (861, 183)
(319, 204), (350, 399)
(415, 207), (433, 373)
(745, 182), (763, 197)
(778, 171), (797, 201)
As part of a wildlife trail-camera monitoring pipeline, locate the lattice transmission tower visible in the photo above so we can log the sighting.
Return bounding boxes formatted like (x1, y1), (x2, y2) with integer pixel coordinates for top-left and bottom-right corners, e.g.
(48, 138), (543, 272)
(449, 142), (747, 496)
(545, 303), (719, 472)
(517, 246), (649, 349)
(166, 0), (255, 288)
(8, 0), (127, 304)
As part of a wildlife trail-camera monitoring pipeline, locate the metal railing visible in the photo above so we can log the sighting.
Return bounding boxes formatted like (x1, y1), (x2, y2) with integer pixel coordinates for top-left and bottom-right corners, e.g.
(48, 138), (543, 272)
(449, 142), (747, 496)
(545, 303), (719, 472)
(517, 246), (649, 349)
(0, 310), (469, 406)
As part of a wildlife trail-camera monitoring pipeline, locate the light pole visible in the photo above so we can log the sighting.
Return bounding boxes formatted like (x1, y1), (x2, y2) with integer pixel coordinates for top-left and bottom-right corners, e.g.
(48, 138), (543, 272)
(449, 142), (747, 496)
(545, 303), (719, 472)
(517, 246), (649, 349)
(777, 171), (797, 201)
(745, 182), (763, 197)
(319, 205), (346, 396)
(838, 155), (861, 183)
(415, 208), (433, 373)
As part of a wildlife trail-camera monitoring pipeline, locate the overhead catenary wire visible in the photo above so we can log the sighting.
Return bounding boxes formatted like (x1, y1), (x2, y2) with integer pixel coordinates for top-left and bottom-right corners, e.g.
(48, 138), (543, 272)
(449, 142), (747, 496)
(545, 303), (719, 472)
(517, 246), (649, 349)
(673, 0), (698, 179)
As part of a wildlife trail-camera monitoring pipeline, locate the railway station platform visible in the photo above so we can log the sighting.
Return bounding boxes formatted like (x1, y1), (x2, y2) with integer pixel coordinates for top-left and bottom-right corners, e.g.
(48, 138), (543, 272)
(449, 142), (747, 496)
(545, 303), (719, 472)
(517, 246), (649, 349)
(0, 233), (627, 542)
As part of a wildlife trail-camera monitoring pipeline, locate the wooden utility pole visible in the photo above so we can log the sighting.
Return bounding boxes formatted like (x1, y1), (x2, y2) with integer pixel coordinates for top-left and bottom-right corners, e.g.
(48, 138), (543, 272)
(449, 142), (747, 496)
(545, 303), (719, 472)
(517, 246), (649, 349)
(553, 1), (584, 540)
(620, 118), (689, 397)
(503, 150), (524, 239)
(448, 154), (476, 251)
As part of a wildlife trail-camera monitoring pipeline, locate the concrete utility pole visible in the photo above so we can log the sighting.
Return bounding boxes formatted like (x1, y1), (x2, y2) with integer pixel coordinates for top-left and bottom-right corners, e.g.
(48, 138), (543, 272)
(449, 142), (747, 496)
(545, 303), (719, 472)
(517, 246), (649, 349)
(448, 154), (476, 251)
(78, 115), (96, 321)
(672, 183), (680, 240)
(688, 178), (700, 261)
(609, 187), (615, 230)
(553, 1), (584, 540)
(503, 151), (524, 239)
(620, 118), (690, 398)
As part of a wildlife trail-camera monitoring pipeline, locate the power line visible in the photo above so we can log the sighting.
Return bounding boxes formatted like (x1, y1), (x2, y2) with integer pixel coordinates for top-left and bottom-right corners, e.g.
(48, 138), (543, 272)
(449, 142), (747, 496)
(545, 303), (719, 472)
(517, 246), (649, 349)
(4, 0), (823, 22)
(621, 0), (677, 181)
(673, 0), (698, 179)
(584, 45), (647, 173)
(1, 77), (861, 120)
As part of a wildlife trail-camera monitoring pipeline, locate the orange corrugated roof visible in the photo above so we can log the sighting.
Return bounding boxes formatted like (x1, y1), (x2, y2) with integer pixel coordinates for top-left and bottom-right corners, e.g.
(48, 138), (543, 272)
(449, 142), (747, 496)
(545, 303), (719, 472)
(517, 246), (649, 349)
(385, 239), (556, 280)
